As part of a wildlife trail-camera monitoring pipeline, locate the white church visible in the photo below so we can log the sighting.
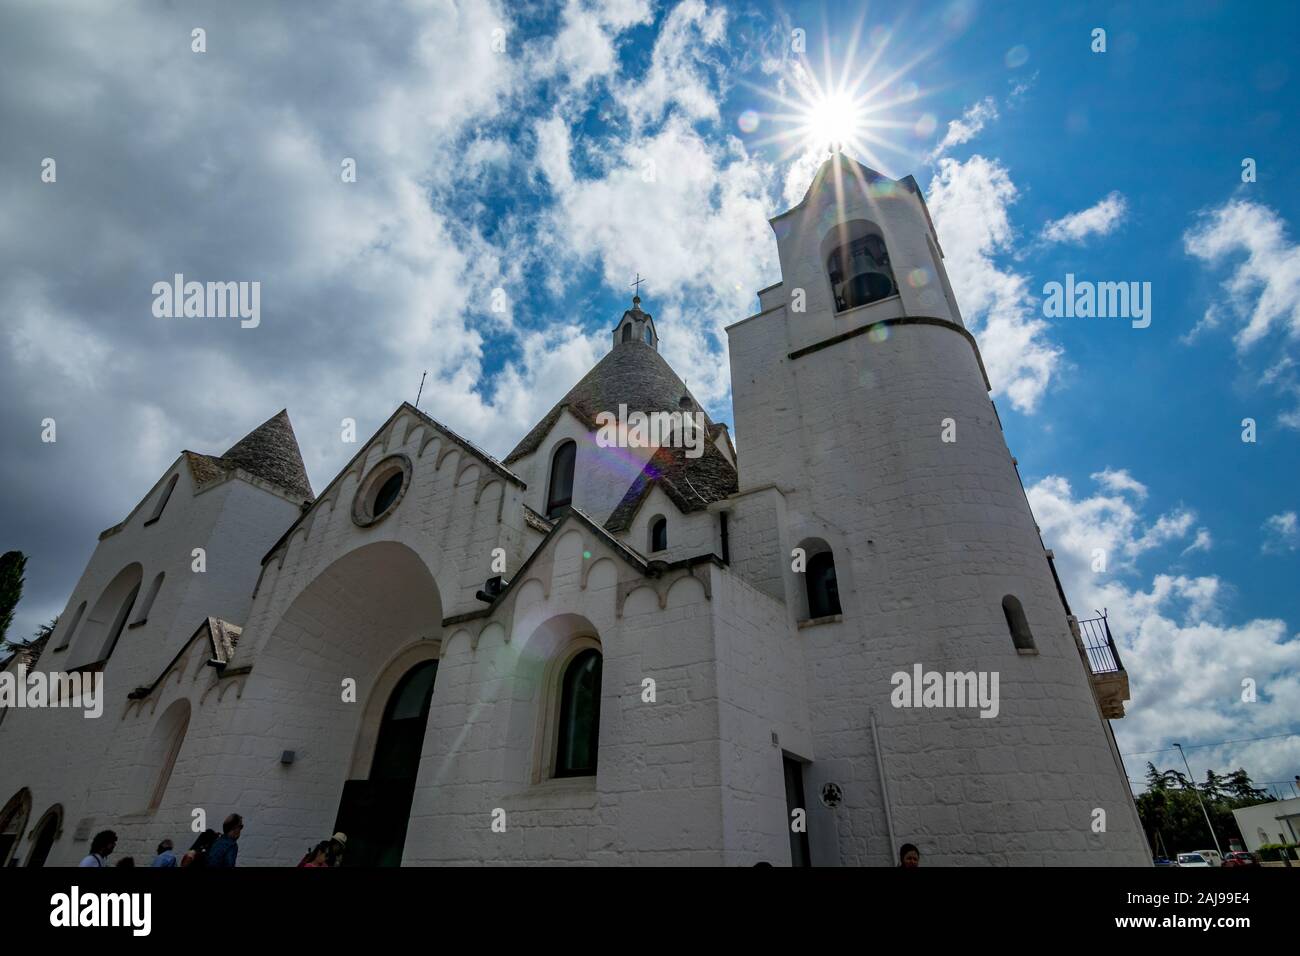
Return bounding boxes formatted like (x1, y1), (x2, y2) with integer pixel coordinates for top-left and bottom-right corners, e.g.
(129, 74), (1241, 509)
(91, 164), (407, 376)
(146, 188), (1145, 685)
(0, 154), (1150, 866)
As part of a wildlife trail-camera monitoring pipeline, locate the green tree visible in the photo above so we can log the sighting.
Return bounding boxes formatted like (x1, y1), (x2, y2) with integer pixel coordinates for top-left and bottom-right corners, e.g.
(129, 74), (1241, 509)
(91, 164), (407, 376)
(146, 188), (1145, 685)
(1136, 763), (1275, 857)
(0, 551), (28, 646)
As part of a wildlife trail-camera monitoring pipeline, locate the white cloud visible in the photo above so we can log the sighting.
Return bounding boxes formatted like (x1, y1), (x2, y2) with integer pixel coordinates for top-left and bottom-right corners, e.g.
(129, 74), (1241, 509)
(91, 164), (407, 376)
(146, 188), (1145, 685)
(1183, 199), (1300, 426)
(782, 146), (825, 207)
(1184, 199), (1300, 349)
(926, 155), (1062, 412)
(538, 115), (777, 405)
(928, 96), (998, 160)
(1181, 528), (1213, 556)
(1262, 511), (1299, 553)
(614, 0), (728, 129)
(1092, 467), (1148, 499)
(531, 0), (654, 89)
(1040, 191), (1128, 245)
(1028, 473), (1300, 784)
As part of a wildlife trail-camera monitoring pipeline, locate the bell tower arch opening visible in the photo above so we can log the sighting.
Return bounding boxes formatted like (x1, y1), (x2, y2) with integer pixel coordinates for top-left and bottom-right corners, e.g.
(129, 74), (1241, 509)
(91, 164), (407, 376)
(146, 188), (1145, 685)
(820, 218), (898, 312)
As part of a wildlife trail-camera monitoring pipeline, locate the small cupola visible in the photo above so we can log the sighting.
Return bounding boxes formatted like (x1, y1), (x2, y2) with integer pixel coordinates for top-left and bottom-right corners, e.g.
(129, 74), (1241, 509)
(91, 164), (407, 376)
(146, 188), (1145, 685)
(612, 294), (658, 352)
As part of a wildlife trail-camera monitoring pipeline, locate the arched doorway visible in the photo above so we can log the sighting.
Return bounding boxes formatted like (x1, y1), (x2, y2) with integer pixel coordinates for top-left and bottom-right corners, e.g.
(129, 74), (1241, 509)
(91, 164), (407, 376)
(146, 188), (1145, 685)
(256, 541), (443, 866)
(25, 805), (62, 867)
(335, 658), (439, 867)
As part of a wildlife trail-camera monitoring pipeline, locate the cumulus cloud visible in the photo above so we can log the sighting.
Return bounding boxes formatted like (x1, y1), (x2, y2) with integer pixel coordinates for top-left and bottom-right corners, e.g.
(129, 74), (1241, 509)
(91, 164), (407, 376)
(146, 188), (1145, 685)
(536, 114), (777, 406)
(530, 0), (653, 89)
(1262, 511), (1299, 553)
(0, 0), (579, 640)
(1040, 191), (1128, 245)
(614, 0), (728, 129)
(1092, 467), (1148, 499)
(1028, 473), (1300, 784)
(926, 155), (1062, 411)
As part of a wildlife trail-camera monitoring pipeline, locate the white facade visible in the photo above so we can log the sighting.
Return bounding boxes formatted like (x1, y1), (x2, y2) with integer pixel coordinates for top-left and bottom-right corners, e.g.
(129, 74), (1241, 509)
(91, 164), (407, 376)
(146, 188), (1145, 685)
(1232, 796), (1300, 852)
(0, 155), (1150, 867)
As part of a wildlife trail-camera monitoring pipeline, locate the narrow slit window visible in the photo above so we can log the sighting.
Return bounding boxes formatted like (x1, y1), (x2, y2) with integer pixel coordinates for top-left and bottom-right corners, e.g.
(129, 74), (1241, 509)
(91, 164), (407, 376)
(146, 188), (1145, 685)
(1002, 595), (1035, 651)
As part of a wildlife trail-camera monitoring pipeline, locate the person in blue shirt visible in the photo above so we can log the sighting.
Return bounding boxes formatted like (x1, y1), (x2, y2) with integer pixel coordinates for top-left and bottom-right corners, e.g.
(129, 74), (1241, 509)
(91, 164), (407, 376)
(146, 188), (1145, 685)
(207, 813), (244, 867)
(150, 839), (178, 867)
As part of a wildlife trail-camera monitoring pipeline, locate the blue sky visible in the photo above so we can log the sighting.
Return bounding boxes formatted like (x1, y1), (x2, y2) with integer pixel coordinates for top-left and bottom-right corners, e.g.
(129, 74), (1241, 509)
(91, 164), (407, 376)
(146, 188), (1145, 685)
(1, 0), (1297, 794)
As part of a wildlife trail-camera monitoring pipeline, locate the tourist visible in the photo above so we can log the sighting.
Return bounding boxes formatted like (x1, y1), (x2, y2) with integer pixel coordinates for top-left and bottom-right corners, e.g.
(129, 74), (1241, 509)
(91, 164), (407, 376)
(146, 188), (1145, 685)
(327, 831), (347, 867)
(78, 830), (116, 867)
(207, 813), (243, 867)
(182, 829), (218, 867)
(150, 839), (178, 867)
(298, 840), (332, 867)
(898, 843), (920, 868)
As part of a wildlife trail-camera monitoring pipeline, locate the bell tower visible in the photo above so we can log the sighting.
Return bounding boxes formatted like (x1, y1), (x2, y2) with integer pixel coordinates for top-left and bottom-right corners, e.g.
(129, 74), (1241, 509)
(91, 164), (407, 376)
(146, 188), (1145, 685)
(722, 152), (1149, 866)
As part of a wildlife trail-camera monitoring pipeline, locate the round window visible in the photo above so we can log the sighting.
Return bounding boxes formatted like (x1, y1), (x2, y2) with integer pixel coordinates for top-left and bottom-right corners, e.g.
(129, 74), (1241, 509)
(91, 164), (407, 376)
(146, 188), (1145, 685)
(352, 455), (412, 527)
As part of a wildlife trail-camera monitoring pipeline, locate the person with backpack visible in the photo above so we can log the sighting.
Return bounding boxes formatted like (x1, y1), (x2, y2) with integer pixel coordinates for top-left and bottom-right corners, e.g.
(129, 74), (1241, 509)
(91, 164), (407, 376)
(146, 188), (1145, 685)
(182, 829), (218, 867)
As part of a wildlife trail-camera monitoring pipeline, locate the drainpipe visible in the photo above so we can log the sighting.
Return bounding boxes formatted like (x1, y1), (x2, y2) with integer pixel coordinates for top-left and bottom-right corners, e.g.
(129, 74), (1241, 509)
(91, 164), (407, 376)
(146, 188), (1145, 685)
(870, 708), (897, 862)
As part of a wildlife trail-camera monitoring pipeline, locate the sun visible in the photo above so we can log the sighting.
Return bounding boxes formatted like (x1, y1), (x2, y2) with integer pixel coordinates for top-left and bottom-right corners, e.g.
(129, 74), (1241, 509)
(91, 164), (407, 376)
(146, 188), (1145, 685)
(739, 14), (940, 173)
(805, 92), (861, 152)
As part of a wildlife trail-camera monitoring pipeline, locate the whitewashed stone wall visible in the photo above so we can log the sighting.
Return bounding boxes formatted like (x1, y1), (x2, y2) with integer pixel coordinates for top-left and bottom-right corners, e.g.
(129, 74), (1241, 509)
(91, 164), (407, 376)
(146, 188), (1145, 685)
(0, 459), (300, 866)
(724, 164), (1150, 865)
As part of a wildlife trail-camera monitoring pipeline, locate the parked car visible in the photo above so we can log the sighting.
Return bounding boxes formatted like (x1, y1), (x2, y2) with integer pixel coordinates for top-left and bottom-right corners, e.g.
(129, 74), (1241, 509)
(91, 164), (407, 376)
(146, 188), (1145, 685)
(1153, 856), (1179, 867)
(1222, 851), (1260, 868)
(1176, 851), (1223, 867)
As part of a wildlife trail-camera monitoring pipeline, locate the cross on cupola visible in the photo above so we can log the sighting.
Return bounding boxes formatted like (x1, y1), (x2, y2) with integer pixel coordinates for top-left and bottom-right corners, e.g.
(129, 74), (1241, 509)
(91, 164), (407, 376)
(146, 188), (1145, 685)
(612, 273), (658, 352)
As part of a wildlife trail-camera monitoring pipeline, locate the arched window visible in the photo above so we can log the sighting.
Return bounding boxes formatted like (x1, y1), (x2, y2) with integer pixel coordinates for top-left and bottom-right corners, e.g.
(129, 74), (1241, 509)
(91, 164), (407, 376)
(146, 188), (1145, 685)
(99, 581), (141, 663)
(0, 788), (32, 867)
(621, 323), (633, 343)
(370, 659), (439, 783)
(547, 440), (576, 518)
(24, 804), (62, 867)
(649, 516), (667, 553)
(555, 648), (602, 777)
(131, 573), (165, 627)
(71, 563), (144, 669)
(1002, 595), (1035, 651)
(822, 220), (897, 312)
(145, 473), (179, 526)
(145, 700), (191, 811)
(54, 601), (87, 652)
(643, 325), (653, 344)
(806, 551), (842, 619)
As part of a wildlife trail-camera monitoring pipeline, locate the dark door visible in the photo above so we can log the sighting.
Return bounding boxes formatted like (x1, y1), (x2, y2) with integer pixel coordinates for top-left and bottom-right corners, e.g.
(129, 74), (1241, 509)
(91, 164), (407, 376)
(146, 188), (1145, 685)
(334, 659), (438, 867)
(783, 755), (811, 867)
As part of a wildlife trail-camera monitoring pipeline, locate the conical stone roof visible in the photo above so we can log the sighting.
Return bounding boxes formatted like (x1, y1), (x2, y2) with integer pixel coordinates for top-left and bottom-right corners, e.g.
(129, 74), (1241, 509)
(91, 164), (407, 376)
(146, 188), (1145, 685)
(218, 409), (314, 502)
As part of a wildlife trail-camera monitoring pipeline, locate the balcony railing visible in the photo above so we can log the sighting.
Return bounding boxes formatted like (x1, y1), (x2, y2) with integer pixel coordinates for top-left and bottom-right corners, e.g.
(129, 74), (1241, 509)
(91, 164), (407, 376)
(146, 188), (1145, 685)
(1078, 612), (1124, 675)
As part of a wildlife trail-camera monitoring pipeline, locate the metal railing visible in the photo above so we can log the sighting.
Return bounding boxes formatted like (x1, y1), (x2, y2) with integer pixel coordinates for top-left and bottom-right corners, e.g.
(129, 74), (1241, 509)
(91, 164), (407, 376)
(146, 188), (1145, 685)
(1078, 611), (1124, 675)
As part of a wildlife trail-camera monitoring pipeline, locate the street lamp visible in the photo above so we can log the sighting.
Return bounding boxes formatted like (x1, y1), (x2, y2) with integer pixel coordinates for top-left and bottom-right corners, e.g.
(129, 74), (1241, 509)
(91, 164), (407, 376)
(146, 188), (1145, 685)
(1174, 743), (1223, 857)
